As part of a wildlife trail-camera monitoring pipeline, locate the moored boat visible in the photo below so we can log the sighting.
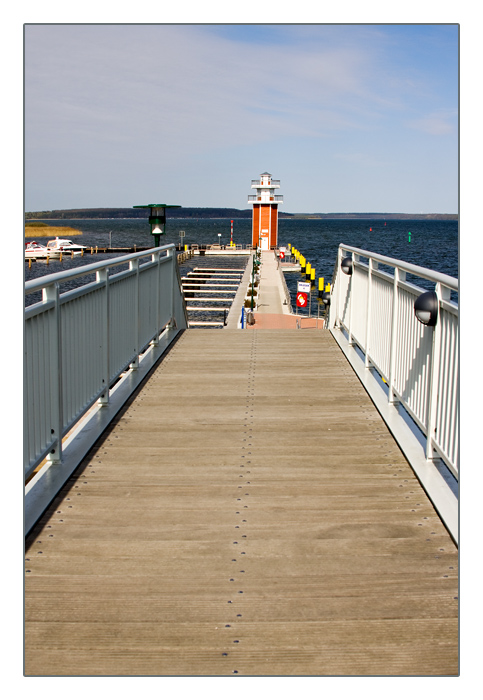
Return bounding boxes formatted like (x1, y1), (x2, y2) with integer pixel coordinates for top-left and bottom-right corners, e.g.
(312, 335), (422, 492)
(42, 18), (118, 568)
(46, 237), (87, 255)
(25, 241), (59, 259)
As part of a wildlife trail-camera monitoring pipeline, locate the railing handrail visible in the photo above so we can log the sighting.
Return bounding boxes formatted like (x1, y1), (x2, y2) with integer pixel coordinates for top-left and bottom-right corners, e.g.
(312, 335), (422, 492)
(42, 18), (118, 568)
(25, 244), (174, 297)
(329, 244), (459, 473)
(24, 243), (187, 487)
(328, 244), (459, 542)
(338, 243), (458, 291)
(251, 179), (280, 186)
(248, 195), (284, 201)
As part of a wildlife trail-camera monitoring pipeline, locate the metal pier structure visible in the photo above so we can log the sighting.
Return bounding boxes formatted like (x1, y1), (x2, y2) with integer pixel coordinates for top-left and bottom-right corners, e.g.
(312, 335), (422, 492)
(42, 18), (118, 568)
(24, 244), (459, 676)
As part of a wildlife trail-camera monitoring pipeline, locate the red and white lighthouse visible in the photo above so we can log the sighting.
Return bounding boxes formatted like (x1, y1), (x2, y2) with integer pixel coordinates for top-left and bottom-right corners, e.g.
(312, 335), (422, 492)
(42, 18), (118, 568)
(248, 172), (283, 250)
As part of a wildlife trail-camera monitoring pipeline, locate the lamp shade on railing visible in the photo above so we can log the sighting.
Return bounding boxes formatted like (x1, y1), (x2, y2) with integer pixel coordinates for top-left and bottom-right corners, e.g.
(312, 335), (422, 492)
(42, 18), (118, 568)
(414, 291), (439, 326)
(341, 256), (353, 275)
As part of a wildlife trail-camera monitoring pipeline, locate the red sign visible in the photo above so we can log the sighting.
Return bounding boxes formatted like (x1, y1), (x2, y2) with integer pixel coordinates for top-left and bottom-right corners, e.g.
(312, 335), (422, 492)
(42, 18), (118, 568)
(279, 251), (285, 259)
(296, 292), (308, 308)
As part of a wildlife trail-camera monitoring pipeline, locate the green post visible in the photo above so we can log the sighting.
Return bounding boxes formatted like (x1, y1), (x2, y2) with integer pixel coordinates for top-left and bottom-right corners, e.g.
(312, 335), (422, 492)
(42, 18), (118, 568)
(133, 204), (181, 247)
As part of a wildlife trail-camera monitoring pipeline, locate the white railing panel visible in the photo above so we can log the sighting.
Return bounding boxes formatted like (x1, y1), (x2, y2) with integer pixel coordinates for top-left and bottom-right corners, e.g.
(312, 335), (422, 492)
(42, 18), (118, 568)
(350, 263), (368, 348)
(328, 244), (458, 478)
(368, 273), (394, 378)
(433, 305), (459, 474)
(24, 308), (57, 474)
(60, 288), (106, 430)
(336, 267), (351, 329)
(138, 260), (173, 350)
(393, 287), (433, 430)
(108, 272), (138, 380)
(138, 264), (159, 350)
(24, 245), (187, 479)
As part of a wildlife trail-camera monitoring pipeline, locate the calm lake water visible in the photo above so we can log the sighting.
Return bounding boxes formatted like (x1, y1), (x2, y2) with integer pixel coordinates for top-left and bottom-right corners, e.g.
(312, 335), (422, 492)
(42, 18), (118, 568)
(24, 217), (458, 318)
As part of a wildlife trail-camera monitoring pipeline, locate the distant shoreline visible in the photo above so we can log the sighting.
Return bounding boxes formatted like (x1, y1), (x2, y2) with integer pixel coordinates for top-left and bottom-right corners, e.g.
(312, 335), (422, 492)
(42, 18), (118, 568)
(25, 207), (458, 222)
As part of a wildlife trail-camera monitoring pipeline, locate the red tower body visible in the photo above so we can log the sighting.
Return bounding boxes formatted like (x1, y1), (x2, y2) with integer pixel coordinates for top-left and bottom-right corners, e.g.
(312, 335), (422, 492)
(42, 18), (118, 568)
(248, 172), (283, 250)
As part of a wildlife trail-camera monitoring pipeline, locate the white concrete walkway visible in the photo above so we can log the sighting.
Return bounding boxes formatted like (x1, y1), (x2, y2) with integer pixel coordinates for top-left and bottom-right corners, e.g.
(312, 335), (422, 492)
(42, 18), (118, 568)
(256, 251), (291, 315)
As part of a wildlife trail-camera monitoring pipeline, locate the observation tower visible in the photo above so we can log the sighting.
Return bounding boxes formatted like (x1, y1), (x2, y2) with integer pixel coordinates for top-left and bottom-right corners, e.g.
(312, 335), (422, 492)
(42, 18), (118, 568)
(248, 172), (283, 250)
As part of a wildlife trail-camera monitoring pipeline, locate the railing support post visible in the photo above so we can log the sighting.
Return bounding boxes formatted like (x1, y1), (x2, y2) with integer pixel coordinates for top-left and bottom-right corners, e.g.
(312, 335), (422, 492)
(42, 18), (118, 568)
(97, 267), (110, 405)
(44, 283), (63, 464)
(151, 250), (161, 346)
(129, 258), (140, 370)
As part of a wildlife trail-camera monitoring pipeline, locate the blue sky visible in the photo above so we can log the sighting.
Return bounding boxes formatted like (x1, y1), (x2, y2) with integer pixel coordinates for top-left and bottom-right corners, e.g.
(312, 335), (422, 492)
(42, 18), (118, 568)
(24, 24), (458, 213)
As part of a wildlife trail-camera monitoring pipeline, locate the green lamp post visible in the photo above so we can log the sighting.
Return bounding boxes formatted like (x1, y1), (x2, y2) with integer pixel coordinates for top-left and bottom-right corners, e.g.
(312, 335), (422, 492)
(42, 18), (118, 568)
(133, 204), (181, 248)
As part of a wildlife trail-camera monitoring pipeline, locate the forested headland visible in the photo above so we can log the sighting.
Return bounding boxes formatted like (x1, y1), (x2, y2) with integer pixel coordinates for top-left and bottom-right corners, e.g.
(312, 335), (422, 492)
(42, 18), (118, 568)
(25, 207), (457, 221)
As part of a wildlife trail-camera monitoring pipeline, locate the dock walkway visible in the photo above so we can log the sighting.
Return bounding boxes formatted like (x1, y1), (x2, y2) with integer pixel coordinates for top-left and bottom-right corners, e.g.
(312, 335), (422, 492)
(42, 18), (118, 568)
(25, 325), (458, 675)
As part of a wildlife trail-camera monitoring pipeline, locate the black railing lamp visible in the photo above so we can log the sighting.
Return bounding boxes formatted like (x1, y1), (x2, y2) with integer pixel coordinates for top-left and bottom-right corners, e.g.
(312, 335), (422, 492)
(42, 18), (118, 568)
(341, 256), (353, 275)
(414, 291), (438, 326)
(133, 203), (181, 247)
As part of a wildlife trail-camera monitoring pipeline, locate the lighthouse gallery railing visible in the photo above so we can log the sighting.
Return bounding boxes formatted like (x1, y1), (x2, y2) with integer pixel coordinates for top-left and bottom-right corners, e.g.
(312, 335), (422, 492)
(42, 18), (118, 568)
(24, 245), (188, 480)
(328, 244), (459, 479)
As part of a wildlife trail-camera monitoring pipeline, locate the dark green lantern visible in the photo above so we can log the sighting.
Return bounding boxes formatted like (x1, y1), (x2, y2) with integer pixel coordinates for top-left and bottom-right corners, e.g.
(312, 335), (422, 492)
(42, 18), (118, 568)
(133, 203), (181, 247)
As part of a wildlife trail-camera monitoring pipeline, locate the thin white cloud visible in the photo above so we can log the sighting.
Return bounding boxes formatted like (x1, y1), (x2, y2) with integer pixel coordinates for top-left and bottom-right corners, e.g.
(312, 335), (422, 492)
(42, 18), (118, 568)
(25, 25), (418, 154)
(24, 24), (458, 211)
(406, 110), (457, 135)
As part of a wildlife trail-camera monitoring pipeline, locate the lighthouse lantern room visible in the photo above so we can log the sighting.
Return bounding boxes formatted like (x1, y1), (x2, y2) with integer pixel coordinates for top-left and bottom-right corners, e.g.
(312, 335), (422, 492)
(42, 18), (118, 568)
(248, 172), (283, 250)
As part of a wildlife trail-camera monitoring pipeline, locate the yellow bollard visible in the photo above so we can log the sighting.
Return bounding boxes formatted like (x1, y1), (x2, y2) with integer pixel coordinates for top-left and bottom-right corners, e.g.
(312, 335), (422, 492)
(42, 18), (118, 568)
(311, 268), (316, 285)
(29, 258), (32, 269)
(325, 283), (331, 292)
(60, 252), (62, 262)
(306, 262), (311, 280)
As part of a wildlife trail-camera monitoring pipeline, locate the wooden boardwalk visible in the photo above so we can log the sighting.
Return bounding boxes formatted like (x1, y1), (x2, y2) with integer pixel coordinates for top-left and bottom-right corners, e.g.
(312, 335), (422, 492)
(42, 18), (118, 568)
(25, 329), (458, 676)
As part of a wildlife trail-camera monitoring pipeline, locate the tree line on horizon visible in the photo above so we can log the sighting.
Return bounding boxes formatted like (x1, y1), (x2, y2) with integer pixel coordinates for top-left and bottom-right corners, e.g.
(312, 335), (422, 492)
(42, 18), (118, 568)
(25, 207), (457, 221)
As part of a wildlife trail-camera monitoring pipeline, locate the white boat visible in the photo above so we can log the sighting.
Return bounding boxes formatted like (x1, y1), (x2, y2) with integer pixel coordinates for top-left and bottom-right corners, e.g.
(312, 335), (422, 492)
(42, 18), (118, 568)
(25, 241), (57, 259)
(46, 237), (87, 255)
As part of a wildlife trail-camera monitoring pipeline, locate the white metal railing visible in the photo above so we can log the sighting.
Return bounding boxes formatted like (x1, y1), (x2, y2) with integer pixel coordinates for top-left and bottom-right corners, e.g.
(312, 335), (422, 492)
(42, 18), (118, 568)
(251, 179), (281, 187)
(328, 244), (459, 479)
(24, 244), (188, 480)
(248, 195), (284, 202)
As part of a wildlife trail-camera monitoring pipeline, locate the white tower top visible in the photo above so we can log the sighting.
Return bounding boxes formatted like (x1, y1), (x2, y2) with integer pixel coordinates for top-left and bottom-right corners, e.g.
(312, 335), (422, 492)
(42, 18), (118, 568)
(248, 172), (283, 205)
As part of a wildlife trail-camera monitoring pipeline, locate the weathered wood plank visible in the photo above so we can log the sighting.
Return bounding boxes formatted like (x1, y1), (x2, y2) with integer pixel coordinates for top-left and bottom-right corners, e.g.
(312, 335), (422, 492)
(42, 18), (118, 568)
(25, 330), (458, 676)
